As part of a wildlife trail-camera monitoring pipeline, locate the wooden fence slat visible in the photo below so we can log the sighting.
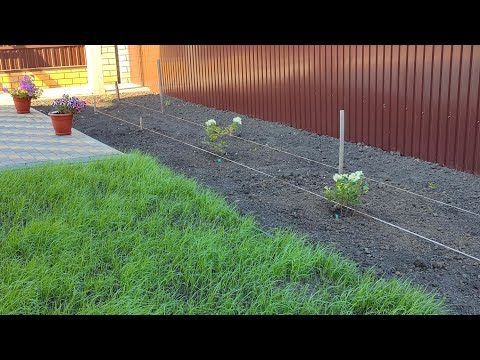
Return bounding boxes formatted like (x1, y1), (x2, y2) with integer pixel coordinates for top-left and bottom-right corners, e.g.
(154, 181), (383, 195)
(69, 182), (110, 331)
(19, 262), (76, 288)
(0, 45), (86, 71)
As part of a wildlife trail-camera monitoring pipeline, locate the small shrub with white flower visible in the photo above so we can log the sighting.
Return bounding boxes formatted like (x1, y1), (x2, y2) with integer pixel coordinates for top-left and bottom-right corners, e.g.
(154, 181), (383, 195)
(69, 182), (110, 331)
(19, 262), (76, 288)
(204, 117), (242, 154)
(323, 170), (369, 214)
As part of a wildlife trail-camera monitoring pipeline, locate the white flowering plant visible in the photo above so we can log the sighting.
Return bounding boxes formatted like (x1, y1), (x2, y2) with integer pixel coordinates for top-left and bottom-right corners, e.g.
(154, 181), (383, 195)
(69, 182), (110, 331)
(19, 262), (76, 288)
(324, 170), (369, 211)
(204, 117), (242, 154)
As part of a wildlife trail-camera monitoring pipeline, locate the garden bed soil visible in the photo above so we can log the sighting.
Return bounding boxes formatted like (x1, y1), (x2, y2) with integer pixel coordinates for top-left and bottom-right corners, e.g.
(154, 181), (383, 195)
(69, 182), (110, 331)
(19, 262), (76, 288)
(34, 93), (480, 314)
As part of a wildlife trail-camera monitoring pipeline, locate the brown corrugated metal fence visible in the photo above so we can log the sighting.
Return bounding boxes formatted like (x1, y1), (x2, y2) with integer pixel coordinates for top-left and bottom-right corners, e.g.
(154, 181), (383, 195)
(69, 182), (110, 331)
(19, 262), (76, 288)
(129, 45), (480, 175)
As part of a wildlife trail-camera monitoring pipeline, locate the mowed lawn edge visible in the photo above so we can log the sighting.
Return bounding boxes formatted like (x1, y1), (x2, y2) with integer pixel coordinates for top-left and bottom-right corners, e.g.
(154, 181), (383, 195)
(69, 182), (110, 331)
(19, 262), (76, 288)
(0, 152), (446, 314)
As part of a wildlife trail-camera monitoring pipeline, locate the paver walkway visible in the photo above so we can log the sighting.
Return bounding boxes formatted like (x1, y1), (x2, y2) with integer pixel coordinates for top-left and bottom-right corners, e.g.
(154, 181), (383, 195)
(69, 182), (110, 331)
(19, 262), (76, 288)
(0, 106), (121, 169)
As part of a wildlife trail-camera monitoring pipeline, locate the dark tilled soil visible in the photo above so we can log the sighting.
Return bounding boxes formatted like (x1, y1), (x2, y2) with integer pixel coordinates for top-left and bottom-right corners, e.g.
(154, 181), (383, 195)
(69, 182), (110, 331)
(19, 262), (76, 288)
(34, 93), (480, 314)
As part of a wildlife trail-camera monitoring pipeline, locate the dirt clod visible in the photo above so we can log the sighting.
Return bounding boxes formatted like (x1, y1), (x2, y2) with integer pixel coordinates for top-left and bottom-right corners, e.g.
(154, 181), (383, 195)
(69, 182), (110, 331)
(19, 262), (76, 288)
(414, 258), (429, 269)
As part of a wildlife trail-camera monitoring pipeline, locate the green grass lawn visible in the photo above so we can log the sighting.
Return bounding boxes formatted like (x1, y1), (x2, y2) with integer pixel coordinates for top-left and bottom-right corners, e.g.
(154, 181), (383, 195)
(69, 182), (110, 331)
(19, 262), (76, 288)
(0, 153), (445, 314)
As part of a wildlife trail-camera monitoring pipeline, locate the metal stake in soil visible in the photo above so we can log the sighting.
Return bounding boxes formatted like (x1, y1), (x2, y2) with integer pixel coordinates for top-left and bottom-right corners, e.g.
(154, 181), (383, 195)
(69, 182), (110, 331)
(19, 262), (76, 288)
(140, 116), (143, 130)
(157, 59), (165, 114)
(115, 81), (121, 113)
(339, 110), (345, 174)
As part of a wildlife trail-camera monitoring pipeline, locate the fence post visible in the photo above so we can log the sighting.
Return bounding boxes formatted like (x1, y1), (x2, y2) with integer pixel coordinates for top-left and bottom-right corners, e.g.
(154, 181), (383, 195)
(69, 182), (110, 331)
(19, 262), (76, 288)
(157, 59), (164, 114)
(339, 110), (345, 174)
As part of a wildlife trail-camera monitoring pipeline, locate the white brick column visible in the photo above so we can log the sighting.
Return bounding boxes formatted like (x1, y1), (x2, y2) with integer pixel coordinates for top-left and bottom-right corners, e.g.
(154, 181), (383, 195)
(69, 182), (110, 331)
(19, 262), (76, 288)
(117, 45), (131, 84)
(85, 45), (105, 95)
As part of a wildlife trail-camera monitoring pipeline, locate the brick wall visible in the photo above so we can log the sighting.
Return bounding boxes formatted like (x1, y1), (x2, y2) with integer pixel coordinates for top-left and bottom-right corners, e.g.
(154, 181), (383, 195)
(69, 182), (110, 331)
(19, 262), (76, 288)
(101, 45), (118, 85)
(117, 45), (131, 83)
(0, 67), (88, 90)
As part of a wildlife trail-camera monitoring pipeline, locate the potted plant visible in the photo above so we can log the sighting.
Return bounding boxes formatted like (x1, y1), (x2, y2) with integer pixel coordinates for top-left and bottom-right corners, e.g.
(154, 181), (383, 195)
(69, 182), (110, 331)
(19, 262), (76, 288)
(48, 94), (87, 136)
(2, 75), (43, 113)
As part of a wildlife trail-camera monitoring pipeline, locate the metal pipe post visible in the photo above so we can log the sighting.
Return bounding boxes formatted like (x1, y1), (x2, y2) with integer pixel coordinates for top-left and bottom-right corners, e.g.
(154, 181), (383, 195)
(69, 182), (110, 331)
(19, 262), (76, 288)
(157, 59), (165, 114)
(339, 110), (345, 174)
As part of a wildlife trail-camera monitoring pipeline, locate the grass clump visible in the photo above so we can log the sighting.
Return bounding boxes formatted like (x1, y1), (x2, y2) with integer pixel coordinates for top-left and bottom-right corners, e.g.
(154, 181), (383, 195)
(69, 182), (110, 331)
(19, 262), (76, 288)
(0, 152), (445, 314)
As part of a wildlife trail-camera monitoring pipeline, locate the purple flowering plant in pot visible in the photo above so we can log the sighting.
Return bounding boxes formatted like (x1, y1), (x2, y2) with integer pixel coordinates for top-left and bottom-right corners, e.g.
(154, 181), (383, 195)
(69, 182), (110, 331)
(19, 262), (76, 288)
(2, 74), (43, 113)
(48, 94), (87, 136)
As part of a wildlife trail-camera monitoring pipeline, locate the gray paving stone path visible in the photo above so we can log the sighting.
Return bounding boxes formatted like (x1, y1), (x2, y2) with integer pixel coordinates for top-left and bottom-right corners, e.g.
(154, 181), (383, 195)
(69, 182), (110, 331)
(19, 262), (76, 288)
(0, 106), (121, 169)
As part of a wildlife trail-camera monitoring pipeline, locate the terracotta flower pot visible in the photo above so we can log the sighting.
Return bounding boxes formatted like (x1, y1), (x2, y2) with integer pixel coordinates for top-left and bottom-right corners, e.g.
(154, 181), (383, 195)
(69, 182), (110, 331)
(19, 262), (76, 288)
(13, 96), (32, 114)
(49, 112), (74, 135)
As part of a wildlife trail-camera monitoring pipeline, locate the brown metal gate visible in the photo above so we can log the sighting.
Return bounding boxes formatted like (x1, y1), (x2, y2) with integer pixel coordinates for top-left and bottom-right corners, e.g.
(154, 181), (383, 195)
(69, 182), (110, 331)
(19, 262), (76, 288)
(129, 45), (480, 175)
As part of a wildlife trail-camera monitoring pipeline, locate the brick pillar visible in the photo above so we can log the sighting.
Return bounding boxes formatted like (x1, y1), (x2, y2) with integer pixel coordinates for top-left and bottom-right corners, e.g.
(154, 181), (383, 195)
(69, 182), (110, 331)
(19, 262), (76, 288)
(101, 45), (119, 85)
(117, 45), (131, 84)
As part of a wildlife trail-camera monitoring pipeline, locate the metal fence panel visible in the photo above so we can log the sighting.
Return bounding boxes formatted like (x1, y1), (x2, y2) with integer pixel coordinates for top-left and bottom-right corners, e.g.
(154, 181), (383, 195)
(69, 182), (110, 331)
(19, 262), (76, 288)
(129, 45), (480, 175)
